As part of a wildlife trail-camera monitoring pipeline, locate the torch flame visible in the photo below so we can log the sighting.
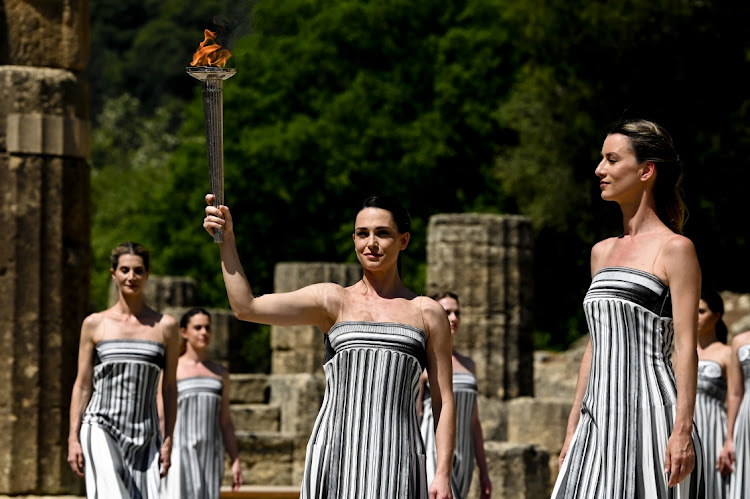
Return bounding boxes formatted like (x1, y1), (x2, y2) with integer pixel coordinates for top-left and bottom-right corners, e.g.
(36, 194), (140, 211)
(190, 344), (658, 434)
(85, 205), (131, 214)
(190, 29), (232, 67)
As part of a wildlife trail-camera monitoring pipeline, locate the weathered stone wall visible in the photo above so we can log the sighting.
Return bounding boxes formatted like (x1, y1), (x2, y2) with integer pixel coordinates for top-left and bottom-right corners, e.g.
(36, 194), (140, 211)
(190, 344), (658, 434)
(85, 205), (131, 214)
(271, 263), (361, 375)
(0, 1), (90, 493)
(426, 214), (535, 399)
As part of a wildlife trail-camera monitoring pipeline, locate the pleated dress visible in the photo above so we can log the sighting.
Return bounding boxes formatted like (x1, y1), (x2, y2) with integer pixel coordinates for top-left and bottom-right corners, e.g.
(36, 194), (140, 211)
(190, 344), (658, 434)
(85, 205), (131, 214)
(421, 371), (478, 499)
(695, 360), (729, 499)
(161, 376), (224, 499)
(551, 267), (705, 499)
(80, 339), (164, 498)
(728, 344), (750, 499)
(301, 321), (429, 499)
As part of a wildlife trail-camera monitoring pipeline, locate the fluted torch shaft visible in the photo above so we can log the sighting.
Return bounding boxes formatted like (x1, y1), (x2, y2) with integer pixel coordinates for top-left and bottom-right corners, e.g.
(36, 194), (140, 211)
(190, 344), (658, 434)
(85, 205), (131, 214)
(201, 78), (225, 243)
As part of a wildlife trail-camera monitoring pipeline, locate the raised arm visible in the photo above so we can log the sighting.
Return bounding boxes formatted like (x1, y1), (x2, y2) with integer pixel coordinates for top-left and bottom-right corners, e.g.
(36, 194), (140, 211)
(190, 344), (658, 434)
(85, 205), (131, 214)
(203, 194), (340, 330)
(662, 235), (701, 487)
(159, 315), (180, 478)
(67, 315), (98, 477)
(719, 332), (748, 475)
(219, 369), (243, 490)
(423, 300), (455, 499)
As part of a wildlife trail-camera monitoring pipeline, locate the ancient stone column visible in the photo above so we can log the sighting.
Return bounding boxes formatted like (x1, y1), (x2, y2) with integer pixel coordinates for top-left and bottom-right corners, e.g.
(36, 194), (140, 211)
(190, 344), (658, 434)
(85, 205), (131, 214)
(426, 214), (534, 399)
(0, 1), (90, 493)
(271, 263), (361, 374)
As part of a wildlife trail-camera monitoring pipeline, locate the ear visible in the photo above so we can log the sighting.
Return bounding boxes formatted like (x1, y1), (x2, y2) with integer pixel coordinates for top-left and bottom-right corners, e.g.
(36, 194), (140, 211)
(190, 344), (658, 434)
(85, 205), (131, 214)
(640, 161), (656, 182)
(400, 232), (410, 250)
(180, 327), (188, 339)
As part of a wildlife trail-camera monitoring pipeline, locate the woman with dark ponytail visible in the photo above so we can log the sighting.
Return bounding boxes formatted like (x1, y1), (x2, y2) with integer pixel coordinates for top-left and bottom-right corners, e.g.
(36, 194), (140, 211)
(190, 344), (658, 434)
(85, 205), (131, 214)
(696, 290), (732, 498)
(552, 119), (705, 498)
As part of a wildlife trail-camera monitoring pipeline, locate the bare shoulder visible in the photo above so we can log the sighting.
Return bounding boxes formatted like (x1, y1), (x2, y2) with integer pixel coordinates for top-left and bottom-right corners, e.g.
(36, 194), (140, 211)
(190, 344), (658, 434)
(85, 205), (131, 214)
(590, 238), (617, 274)
(205, 359), (229, 378)
(159, 312), (178, 328)
(661, 233), (696, 259)
(457, 353), (477, 374)
(82, 312), (105, 330)
(731, 331), (750, 349)
(420, 296), (450, 337)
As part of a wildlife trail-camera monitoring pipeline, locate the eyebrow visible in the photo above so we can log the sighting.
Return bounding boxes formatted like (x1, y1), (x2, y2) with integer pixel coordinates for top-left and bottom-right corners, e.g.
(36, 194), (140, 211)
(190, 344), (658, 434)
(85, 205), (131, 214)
(354, 226), (393, 231)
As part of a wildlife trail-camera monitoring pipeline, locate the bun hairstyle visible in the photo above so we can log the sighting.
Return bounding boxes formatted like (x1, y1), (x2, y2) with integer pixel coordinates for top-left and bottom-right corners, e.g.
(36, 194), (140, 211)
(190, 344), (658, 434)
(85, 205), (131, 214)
(608, 119), (686, 234)
(110, 242), (151, 271)
(701, 289), (727, 344)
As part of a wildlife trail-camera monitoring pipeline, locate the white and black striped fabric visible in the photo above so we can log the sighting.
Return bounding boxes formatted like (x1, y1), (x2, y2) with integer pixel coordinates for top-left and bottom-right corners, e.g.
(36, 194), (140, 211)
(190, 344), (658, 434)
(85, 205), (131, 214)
(421, 371), (478, 499)
(161, 376), (224, 499)
(301, 321), (428, 499)
(728, 344), (750, 499)
(81, 339), (164, 498)
(695, 360), (729, 498)
(552, 267), (706, 499)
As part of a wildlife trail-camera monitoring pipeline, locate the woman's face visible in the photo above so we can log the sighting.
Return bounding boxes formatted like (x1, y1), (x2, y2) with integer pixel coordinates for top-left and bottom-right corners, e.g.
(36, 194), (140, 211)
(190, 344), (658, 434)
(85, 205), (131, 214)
(181, 313), (212, 350)
(438, 297), (461, 337)
(111, 254), (149, 295)
(352, 207), (409, 272)
(697, 299), (719, 337)
(595, 133), (651, 203)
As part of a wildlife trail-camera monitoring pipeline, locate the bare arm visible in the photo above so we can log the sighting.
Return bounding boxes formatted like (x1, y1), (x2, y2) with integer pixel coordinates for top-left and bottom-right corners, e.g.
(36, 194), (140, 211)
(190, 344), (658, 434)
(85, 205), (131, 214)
(204, 194), (340, 330)
(467, 357), (491, 498)
(67, 315), (98, 477)
(219, 369), (243, 490)
(558, 338), (592, 468)
(159, 315), (180, 478)
(662, 236), (701, 487)
(719, 333), (748, 475)
(424, 300), (455, 499)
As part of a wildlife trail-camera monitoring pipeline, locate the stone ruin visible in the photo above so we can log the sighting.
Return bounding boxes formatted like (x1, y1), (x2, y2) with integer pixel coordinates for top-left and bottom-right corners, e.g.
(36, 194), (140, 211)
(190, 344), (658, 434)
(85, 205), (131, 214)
(5, 1), (750, 498)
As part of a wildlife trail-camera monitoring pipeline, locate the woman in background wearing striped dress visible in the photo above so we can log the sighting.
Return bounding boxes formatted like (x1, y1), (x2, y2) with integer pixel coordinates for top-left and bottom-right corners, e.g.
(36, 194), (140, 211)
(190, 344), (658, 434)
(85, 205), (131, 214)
(719, 328), (750, 499)
(67, 242), (180, 498)
(551, 120), (705, 498)
(695, 290), (732, 498)
(419, 292), (492, 499)
(161, 307), (242, 498)
(204, 194), (456, 499)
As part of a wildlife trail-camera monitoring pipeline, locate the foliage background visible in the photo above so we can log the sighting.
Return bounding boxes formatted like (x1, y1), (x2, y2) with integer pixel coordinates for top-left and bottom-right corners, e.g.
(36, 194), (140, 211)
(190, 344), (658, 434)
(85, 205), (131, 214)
(89, 0), (750, 369)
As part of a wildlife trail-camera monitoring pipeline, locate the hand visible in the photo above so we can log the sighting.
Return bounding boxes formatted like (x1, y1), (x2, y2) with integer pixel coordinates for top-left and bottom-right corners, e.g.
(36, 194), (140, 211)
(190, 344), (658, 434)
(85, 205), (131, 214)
(429, 473), (453, 499)
(664, 431), (695, 487)
(204, 194), (234, 238)
(160, 437), (172, 478)
(231, 459), (243, 491)
(479, 473), (492, 498)
(717, 441), (735, 476)
(67, 439), (85, 477)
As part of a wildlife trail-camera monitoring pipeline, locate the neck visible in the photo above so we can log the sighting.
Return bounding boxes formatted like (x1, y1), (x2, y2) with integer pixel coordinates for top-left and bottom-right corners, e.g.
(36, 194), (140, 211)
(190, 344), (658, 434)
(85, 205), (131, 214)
(360, 269), (405, 298)
(698, 329), (719, 350)
(619, 193), (665, 236)
(115, 293), (146, 316)
(182, 346), (207, 363)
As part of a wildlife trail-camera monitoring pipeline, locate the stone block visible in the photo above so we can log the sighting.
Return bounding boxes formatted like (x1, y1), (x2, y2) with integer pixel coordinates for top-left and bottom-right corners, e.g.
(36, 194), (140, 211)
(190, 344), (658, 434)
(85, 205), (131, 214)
(1, 0), (90, 70)
(234, 432), (298, 486)
(6, 113), (90, 158)
(0, 67), (88, 152)
(269, 374), (326, 436)
(426, 213), (534, 399)
(484, 442), (550, 499)
(230, 374), (270, 404)
(505, 397), (570, 455)
(230, 404), (281, 433)
(477, 396), (507, 442)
